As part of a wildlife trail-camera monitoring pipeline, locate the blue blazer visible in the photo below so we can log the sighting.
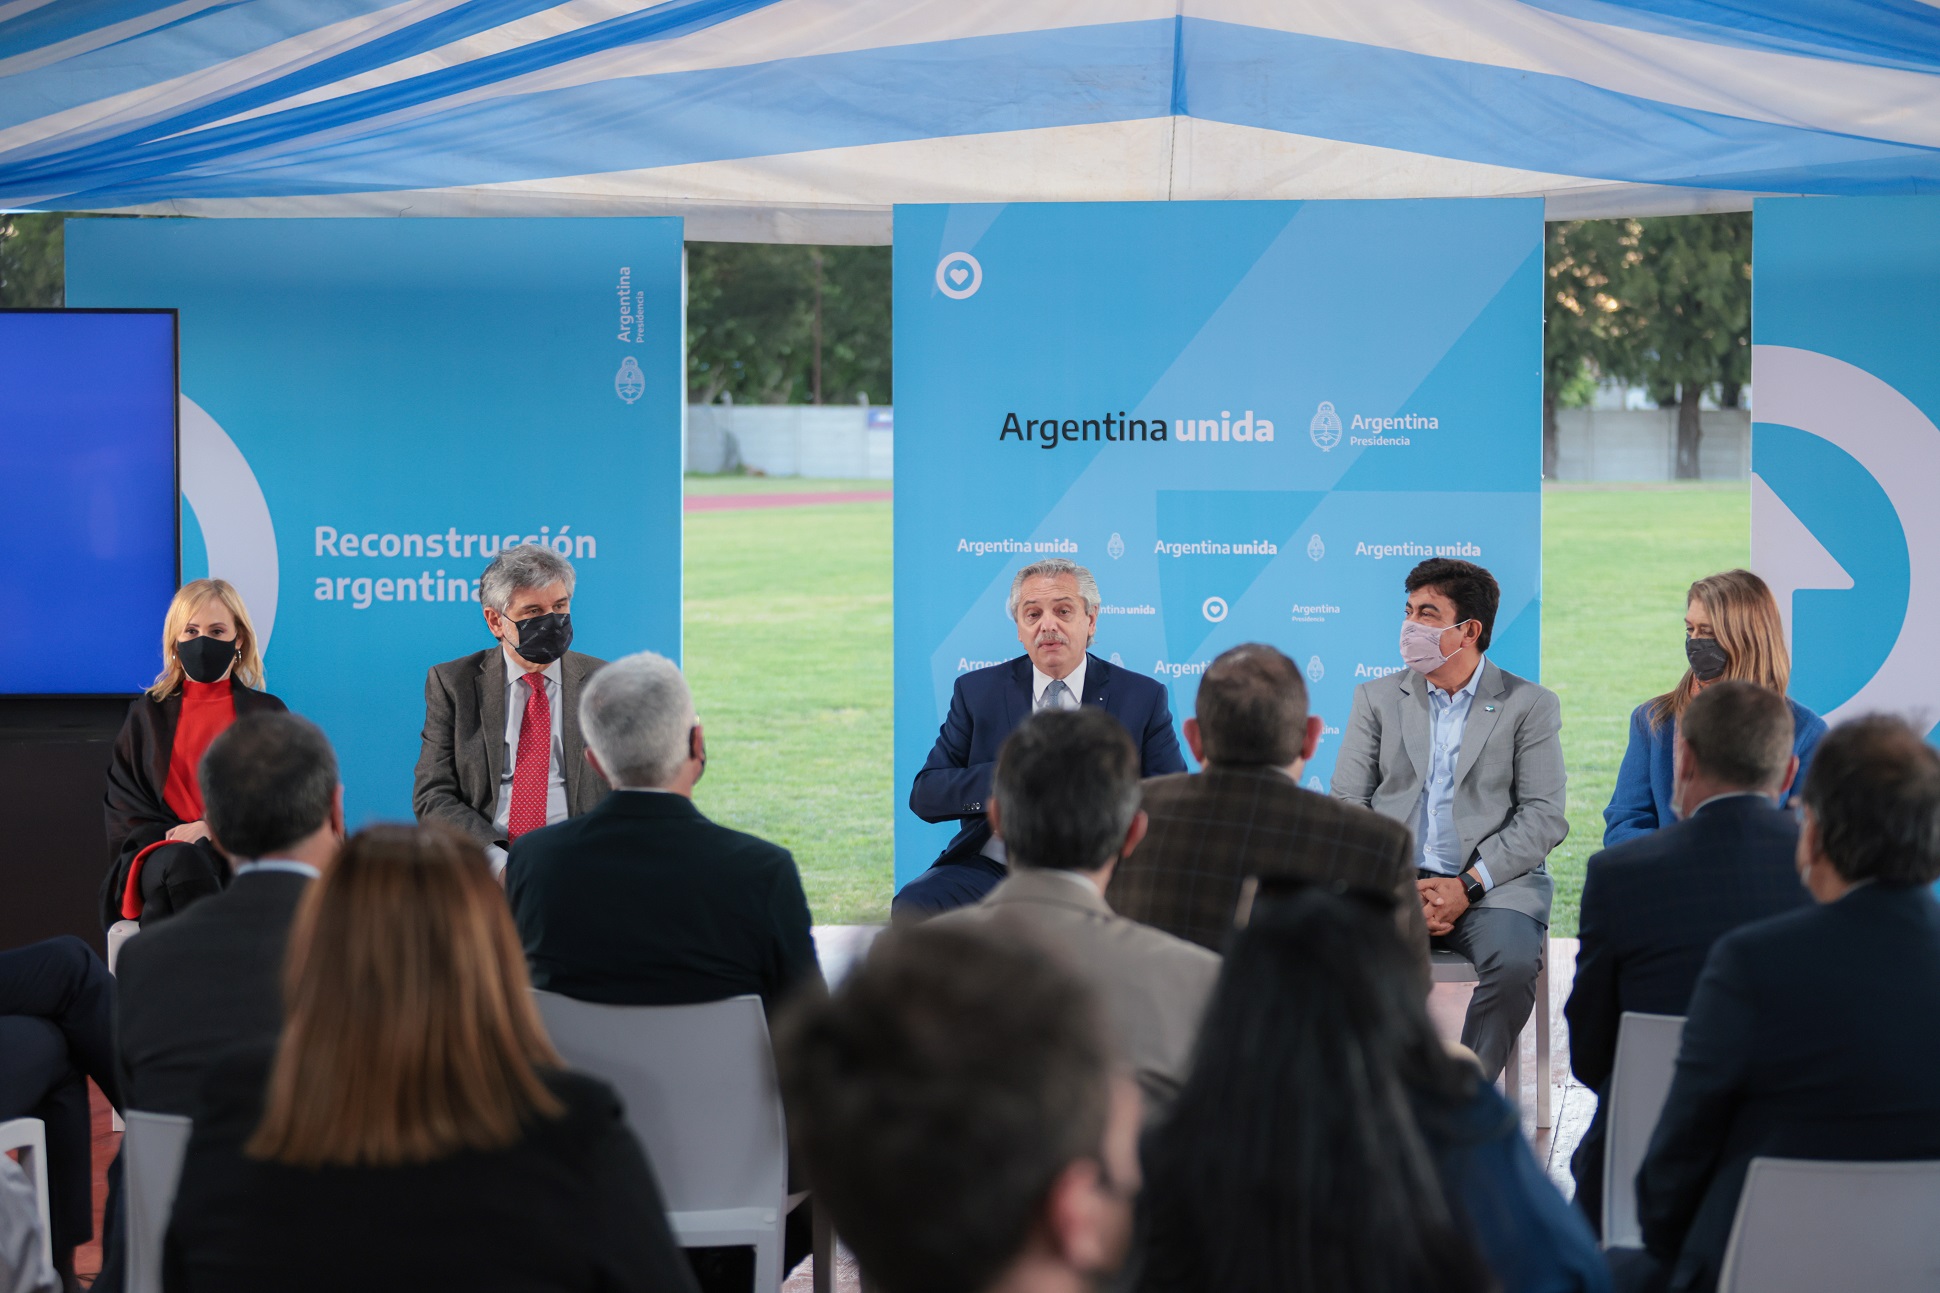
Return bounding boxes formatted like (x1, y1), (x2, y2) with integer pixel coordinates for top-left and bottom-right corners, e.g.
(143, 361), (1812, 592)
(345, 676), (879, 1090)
(1563, 794), (1812, 1235)
(1429, 1083), (1612, 1293)
(909, 653), (1185, 870)
(1602, 696), (1826, 848)
(1638, 883), (1940, 1292)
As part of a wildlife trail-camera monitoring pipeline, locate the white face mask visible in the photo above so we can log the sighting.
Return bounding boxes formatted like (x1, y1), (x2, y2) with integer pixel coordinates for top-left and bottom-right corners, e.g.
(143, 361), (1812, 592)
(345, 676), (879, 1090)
(1400, 618), (1471, 675)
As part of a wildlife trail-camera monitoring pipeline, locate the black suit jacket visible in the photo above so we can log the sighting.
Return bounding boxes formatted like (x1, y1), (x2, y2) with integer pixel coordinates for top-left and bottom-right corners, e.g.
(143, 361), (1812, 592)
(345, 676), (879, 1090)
(1563, 794), (1811, 1232)
(101, 684), (286, 929)
(113, 869), (310, 1114)
(166, 1048), (698, 1293)
(412, 648), (608, 852)
(1637, 882), (1940, 1293)
(505, 792), (822, 1011)
(910, 653), (1185, 869)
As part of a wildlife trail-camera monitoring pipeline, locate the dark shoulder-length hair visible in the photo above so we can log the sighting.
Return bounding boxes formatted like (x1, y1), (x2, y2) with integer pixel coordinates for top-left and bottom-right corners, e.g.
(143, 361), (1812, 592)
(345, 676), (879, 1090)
(1137, 885), (1495, 1293)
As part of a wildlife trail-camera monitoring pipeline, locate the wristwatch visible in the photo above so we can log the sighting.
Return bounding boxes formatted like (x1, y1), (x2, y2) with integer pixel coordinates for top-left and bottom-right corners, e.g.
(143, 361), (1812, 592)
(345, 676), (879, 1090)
(1461, 870), (1486, 906)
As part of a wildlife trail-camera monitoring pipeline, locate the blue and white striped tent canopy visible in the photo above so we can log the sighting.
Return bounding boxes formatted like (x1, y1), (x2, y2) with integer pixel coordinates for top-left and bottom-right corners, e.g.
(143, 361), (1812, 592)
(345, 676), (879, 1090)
(2, 0), (1936, 241)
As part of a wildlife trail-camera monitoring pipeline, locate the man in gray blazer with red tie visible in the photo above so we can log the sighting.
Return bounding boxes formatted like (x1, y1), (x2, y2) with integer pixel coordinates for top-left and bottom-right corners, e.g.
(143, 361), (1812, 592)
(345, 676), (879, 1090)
(413, 544), (607, 873)
(1331, 558), (1568, 1081)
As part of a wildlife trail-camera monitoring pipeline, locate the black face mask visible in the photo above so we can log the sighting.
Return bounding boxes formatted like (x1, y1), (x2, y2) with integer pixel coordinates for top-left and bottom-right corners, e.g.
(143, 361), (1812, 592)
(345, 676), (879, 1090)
(177, 635), (237, 685)
(1686, 635), (1729, 682)
(507, 611), (573, 665)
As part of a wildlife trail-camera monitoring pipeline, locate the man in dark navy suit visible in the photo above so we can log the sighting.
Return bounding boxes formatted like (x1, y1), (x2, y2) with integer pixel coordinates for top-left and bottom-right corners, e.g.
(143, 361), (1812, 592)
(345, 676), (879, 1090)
(1618, 715), (1940, 1293)
(1564, 681), (1811, 1235)
(895, 559), (1185, 919)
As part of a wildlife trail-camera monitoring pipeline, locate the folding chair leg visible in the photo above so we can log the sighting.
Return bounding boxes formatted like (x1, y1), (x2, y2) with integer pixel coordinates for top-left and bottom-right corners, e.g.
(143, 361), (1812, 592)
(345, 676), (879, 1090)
(813, 1206), (833, 1293)
(1536, 948), (1554, 1129)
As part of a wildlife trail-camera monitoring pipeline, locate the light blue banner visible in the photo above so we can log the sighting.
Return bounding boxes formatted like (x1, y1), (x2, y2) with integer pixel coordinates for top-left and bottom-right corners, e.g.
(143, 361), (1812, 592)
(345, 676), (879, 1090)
(68, 218), (684, 825)
(892, 200), (1544, 889)
(1752, 197), (1940, 743)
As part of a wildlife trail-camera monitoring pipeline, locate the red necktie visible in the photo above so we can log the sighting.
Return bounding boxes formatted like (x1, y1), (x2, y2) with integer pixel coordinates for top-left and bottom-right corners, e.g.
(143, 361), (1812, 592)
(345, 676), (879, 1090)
(508, 673), (551, 841)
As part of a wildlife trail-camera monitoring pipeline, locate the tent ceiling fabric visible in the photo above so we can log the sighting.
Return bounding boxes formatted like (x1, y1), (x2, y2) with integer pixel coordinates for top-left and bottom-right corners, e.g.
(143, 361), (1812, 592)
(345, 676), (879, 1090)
(1, 0), (1936, 242)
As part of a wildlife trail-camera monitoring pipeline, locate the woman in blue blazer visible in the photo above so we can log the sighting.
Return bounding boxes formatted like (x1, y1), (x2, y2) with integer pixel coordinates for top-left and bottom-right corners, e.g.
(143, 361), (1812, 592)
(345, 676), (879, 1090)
(1604, 569), (1826, 847)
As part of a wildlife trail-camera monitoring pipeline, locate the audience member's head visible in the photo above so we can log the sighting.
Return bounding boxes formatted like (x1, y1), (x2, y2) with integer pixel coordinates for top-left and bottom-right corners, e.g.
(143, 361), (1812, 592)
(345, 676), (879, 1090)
(577, 651), (705, 793)
(1188, 643), (1322, 774)
(199, 712), (342, 865)
(1143, 883), (1491, 1293)
(990, 707), (1145, 876)
(247, 824), (564, 1167)
(1671, 679), (1797, 816)
(776, 923), (1139, 1293)
(1796, 715), (1940, 902)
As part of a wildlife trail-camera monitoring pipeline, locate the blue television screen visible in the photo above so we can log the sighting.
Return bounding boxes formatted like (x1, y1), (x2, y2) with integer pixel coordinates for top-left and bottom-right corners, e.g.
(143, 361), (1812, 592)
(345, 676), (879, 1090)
(0, 310), (177, 694)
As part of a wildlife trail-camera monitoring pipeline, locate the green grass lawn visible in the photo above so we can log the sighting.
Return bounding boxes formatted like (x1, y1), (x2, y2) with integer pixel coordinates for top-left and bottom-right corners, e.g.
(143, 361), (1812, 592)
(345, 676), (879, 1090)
(1541, 484), (1749, 934)
(683, 490), (895, 924)
(684, 476), (1752, 933)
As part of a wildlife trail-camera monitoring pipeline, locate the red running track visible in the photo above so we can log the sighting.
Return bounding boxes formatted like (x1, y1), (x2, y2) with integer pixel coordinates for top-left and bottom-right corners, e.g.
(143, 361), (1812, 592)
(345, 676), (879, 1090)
(684, 490), (891, 512)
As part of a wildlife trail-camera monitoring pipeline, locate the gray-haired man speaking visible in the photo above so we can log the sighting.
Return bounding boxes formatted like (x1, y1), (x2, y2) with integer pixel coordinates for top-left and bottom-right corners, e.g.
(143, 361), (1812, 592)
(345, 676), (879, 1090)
(412, 543), (609, 871)
(898, 558), (1185, 920)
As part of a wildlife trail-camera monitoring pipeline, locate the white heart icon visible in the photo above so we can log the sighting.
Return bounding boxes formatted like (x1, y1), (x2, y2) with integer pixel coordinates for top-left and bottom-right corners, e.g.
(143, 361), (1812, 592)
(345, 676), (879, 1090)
(949, 266), (968, 285)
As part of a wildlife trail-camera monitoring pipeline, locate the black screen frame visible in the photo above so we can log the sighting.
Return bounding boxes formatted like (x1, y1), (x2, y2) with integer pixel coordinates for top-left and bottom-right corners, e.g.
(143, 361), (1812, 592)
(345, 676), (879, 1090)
(0, 306), (181, 699)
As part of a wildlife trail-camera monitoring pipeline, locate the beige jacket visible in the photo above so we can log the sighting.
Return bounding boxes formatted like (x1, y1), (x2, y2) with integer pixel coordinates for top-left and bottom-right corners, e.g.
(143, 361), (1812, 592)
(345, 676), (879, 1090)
(936, 867), (1222, 1115)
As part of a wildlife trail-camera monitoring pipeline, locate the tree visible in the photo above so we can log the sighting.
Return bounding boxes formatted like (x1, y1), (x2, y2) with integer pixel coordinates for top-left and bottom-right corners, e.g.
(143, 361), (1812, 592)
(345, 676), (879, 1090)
(0, 213), (64, 306)
(1617, 213), (1751, 478)
(1543, 219), (1643, 477)
(685, 243), (890, 405)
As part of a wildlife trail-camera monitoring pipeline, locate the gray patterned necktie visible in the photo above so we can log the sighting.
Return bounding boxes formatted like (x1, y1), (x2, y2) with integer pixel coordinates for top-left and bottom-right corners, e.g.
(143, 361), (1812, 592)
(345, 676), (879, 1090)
(1039, 679), (1073, 712)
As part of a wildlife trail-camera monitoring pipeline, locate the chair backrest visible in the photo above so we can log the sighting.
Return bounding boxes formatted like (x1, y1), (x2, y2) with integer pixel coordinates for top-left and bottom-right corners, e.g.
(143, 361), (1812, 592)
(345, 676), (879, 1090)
(106, 919), (140, 974)
(533, 992), (786, 1216)
(122, 1111), (193, 1293)
(0, 1117), (53, 1275)
(1602, 1011), (1685, 1249)
(1718, 1157), (1940, 1293)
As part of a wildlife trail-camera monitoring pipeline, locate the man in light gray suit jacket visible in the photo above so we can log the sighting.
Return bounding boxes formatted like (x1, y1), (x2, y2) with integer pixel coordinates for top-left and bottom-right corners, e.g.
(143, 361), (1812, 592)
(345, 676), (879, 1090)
(1332, 558), (1567, 1080)
(413, 544), (607, 873)
(938, 706), (1221, 1116)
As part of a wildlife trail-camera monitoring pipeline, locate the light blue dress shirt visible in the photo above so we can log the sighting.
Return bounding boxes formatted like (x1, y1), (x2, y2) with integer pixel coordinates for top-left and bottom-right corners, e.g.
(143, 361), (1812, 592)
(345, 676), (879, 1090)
(1415, 663), (1493, 889)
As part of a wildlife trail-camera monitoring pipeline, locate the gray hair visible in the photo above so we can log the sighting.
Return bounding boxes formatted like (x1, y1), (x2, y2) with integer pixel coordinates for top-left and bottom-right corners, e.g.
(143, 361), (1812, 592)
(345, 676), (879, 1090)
(480, 544), (576, 613)
(1006, 559), (1100, 622)
(578, 651), (695, 789)
(992, 708), (1141, 872)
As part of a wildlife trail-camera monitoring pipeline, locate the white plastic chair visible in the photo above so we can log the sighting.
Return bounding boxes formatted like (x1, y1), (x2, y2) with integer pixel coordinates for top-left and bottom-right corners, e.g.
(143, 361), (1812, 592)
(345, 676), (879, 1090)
(1717, 1157), (1940, 1293)
(0, 1117), (53, 1275)
(534, 992), (830, 1293)
(106, 920), (139, 1132)
(105, 920), (140, 973)
(121, 1111), (193, 1293)
(1430, 945), (1553, 1127)
(1600, 1011), (1685, 1248)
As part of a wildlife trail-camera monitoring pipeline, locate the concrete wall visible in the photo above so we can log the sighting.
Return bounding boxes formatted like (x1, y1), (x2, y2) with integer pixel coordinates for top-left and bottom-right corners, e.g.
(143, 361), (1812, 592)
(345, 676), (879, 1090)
(687, 404), (892, 479)
(1552, 407), (1749, 482)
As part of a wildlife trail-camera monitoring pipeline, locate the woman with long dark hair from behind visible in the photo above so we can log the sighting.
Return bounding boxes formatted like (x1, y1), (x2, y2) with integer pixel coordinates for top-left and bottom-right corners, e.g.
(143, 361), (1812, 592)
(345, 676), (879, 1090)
(1136, 883), (1607, 1293)
(162, 823), (698, 1292)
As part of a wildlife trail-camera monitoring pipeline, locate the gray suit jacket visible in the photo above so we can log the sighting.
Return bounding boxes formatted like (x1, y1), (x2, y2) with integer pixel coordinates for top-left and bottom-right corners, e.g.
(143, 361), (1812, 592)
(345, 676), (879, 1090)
(412, 647), (609, 850)
(935, 868), (1221, 1115)
(1329, 657), (1567, 924)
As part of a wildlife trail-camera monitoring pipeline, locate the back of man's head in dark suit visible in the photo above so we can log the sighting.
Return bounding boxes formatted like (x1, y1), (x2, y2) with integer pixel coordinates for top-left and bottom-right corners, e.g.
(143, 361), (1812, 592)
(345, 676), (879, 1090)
(1195, 644), (1309, 767)
(1679, 680), (1794, 791)
(1801, 715), (1940, 886)
(776, 921), (1131, 1293)
(992, 708), (1141, 873)
(201, 713), (338, 861)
